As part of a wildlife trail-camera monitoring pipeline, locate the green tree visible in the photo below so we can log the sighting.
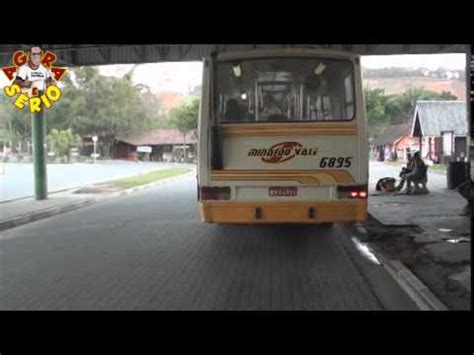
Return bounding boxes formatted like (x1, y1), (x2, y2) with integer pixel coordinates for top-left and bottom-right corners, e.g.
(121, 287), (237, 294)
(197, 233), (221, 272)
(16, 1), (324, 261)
(45, 73), (87, 132)
(47, 128), (81, 162)
(50, 67), (158, 157)
(0, 94), (31, 158)
(169, 96), (200, 162)
(0, 95), (30, 142)
(2, 66), (163, 159)
(364, 86), (458, 138)
(364, 87), (389, 138)
(385, 86), (457, 125)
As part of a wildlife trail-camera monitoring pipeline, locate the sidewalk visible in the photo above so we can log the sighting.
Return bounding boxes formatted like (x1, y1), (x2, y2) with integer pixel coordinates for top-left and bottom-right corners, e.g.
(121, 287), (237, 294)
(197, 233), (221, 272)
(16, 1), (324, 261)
(0, 167), (196, 232)
(363, 161), (470, 310)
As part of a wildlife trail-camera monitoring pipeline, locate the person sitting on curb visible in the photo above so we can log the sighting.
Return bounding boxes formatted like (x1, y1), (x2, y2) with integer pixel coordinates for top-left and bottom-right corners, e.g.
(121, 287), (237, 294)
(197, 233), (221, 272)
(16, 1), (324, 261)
(405, 151), (429, 194)
(395, 152), (414, 192)
(457, 177), (473, 216)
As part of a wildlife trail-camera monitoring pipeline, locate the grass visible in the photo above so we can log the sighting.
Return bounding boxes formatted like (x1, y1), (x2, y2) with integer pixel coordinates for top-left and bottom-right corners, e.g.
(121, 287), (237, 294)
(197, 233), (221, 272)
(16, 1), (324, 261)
(383, 161), (403, 167)
(428, 164), (446, 174)
(108, 167), (192, 189)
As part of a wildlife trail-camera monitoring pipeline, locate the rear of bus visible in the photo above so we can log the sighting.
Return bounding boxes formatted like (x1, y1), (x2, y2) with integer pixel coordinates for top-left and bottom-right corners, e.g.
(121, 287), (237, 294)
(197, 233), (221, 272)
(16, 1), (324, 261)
(197, 48), (368, 224)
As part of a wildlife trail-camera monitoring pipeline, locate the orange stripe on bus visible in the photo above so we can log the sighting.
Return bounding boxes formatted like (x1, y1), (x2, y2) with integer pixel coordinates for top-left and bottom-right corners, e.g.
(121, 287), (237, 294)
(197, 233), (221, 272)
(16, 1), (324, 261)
(222, 129), (357, 137)
(222, 125), (357, 137)
(221, 123), (357, 137)
(211, 170), (355, 184)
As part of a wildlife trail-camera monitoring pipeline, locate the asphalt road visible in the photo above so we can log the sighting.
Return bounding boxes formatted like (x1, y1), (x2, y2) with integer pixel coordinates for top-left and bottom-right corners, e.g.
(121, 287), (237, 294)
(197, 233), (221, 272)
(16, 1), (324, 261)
(0, 175), (417, 310)
(0, 161), (180, 202)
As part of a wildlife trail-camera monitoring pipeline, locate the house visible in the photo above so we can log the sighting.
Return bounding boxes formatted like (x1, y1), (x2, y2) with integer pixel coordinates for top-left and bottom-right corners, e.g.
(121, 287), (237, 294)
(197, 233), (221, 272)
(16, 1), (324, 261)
(81, 135), (98, 157)
(445, 71), (460, 80)
(411, 101), (468, 164)
(113, 129), (197, 162)
(371, 123), (417, 162)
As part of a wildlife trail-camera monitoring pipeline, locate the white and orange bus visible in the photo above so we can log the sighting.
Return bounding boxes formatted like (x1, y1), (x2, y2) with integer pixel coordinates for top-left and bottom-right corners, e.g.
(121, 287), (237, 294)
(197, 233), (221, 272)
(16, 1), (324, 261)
(197, 48), (368, 224)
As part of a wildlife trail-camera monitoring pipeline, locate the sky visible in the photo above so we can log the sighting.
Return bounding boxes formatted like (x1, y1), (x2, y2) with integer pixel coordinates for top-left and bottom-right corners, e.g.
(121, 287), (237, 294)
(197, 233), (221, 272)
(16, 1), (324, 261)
(1, 54), (466, 93)
(361, 53), (466, 70)
(98, 62), (203, 95)
(98, 53), (466, 94)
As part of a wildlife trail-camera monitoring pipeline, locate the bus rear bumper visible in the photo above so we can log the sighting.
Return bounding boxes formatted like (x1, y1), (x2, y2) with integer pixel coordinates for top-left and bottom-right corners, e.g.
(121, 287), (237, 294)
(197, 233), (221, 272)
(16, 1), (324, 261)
(198, 200), (367, 224)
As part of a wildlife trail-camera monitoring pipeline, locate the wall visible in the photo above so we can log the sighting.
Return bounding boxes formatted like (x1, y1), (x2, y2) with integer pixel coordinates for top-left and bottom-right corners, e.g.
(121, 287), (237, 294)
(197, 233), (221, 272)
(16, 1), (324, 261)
(112, 142), (137, 161)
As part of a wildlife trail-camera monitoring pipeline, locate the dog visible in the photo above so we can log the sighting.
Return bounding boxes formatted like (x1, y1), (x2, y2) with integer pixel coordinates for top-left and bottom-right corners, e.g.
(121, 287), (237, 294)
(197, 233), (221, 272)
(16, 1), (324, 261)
(376, 177), (397, 192)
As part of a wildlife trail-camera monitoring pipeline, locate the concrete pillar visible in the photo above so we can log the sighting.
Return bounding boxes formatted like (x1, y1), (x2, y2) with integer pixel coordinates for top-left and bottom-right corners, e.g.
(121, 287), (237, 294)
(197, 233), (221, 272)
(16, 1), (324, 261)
(32, 108), (47, 200)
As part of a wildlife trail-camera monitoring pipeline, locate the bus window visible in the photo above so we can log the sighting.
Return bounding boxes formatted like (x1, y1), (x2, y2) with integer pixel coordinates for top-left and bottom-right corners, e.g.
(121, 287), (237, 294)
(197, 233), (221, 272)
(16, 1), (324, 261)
(216, 58), (355, 123)
(344, 74), (355, 119)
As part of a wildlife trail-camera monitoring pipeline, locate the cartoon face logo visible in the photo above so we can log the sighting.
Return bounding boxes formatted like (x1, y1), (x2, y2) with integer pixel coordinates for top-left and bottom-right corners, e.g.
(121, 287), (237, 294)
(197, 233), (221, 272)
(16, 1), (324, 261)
(2, 46), (67, 112)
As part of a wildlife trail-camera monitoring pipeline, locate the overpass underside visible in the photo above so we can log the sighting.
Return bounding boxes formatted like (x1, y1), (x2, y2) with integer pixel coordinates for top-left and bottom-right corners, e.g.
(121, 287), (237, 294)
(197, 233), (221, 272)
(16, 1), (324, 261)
(0, 44), (469, 67)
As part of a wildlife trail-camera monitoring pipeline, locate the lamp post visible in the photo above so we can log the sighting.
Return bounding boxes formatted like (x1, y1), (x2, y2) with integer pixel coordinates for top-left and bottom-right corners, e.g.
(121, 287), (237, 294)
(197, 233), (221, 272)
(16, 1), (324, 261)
(92, 135), (98, 164)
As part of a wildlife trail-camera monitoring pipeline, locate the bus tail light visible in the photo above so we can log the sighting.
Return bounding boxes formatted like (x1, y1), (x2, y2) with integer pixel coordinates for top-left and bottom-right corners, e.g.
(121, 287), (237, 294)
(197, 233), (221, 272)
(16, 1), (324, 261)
(199, 186), (231, 200)
(337, 185), (368, 199)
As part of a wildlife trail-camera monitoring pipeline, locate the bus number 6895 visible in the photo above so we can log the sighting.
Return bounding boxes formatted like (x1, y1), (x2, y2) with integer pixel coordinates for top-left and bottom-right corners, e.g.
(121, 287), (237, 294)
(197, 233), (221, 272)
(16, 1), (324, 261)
(319, 157), (352, 168)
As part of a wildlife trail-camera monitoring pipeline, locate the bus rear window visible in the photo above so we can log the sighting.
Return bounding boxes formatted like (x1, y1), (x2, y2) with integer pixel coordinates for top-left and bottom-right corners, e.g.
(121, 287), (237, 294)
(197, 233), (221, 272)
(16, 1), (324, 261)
(216, 57), (355, 123)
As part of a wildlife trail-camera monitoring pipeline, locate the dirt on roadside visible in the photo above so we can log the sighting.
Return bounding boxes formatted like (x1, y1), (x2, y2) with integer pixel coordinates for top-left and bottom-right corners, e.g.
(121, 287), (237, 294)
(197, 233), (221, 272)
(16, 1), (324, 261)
(73, 184), (120, 194)
(361, 216), (470, 310)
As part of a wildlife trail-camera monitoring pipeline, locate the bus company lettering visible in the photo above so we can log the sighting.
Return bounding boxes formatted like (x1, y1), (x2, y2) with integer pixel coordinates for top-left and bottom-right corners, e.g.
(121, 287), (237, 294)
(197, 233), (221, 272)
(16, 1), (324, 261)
(248, 142), (318, 163)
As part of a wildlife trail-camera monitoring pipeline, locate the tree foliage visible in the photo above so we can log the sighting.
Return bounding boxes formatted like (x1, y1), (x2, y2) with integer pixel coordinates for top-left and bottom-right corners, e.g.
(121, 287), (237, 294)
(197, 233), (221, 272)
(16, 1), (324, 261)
(0, 94), (30, 143)
(364, 88), (389, 138)
(1, 66), (164, 158)
(364, 86), (457, 138)
(47, 128), (81, 161)
(168, 96), (200, 162)
(169, 96), (200, 136)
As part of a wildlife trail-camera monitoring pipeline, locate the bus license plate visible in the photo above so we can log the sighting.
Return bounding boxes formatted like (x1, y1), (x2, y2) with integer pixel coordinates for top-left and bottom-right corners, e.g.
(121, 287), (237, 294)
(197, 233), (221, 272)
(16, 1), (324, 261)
(269, 187), (298, 197)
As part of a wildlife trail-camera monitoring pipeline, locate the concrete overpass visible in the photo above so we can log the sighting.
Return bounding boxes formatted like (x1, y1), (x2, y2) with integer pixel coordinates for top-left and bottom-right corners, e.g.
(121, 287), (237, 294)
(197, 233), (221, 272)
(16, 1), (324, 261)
(0, 44), (470, 67)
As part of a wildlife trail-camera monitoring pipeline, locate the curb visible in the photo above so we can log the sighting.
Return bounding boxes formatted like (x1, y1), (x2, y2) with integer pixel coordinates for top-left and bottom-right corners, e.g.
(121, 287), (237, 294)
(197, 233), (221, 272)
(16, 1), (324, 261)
(366, 213), (418, 229)
(0, 199), (96, 232)
(383, 260), (449, 310)
(0, 169), (195, 232)
(98, 169), (196, 200)
(354, 223), (449, 311)
(0, 186), (79, 205)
